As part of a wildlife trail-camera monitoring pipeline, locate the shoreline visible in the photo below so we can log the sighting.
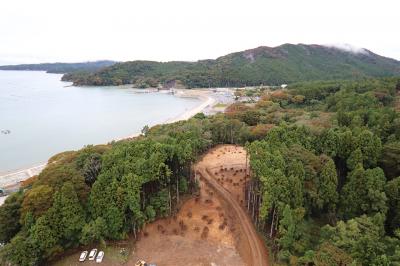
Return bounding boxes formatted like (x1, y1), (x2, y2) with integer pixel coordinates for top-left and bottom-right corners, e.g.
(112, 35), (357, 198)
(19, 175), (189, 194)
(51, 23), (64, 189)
(166, 89), (216, 123)
(0, 89), (220, 193)
(114, 89), (216, 140)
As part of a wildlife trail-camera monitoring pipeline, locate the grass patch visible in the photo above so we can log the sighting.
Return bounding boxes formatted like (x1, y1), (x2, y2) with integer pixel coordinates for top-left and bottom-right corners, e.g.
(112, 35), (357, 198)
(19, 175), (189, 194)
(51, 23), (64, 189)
(103, 245), (130, 263)
(51, 240), (133, 265)
(214, 103), (227, 108)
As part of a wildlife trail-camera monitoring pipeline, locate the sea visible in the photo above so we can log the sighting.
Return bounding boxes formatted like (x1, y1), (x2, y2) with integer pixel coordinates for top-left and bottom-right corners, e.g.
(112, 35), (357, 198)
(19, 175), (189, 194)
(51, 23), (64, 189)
(0, 70), (200, 173)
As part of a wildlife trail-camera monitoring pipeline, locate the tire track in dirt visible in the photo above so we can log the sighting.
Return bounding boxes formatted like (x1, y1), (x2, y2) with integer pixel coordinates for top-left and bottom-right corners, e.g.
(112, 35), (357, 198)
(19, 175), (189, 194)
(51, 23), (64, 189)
(196, 165), (269, 266)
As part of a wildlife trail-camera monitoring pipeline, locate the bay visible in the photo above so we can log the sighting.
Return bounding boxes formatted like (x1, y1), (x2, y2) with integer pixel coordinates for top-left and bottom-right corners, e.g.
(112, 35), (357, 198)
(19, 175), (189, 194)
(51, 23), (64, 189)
(0, 71), (200, 173)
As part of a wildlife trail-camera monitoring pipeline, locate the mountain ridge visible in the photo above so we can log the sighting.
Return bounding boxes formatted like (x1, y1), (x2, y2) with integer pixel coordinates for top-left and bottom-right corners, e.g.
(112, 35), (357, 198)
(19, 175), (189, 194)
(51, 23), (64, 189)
(3, 44), (400, 87)
(0, 60), (116, 74)
(64, 43), (399, 87)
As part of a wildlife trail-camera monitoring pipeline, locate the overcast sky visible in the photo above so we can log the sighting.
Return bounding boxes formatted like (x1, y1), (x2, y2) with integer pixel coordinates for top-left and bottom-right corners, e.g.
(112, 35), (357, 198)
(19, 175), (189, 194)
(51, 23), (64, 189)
(0, 0), (399, 65)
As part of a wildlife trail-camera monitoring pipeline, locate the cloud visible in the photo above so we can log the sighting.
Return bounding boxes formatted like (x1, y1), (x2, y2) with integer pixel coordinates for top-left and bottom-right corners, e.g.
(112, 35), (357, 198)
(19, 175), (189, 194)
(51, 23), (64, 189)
(324, 43), (369, 55)
(1, 0), (399, 63)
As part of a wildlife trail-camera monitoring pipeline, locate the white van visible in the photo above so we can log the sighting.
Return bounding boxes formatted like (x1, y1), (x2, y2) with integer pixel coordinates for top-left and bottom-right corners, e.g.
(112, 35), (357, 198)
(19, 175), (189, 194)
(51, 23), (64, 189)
(88, 249), (98, 261)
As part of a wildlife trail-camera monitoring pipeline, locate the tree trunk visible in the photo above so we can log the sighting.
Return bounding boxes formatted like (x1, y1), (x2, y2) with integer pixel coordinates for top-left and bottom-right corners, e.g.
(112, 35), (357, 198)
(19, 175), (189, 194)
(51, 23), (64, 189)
(168, 186), (172, 215)
(270, 206), (275, 238)
(231, 125), (234, 144)
(247, 182), (252, 211)
(245, 150), (248, 177)
(255, 194), (259, 227)
(176, 175), (179, 205)
(142, 190), (146, 210)
(252, 188), (256, 220)
(256, 192), (262, 229)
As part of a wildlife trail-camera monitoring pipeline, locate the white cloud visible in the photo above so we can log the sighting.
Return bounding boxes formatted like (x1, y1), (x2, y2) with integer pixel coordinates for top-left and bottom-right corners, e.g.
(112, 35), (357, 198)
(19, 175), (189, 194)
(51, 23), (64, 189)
(324, 43), (369, 55)
(0, 0), (399, 64)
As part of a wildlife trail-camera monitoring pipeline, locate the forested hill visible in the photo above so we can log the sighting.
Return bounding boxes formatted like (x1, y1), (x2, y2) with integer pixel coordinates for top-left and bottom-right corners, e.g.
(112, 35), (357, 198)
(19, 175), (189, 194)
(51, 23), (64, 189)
(0, 60), (116, 74)
(62, 44), (400, 88)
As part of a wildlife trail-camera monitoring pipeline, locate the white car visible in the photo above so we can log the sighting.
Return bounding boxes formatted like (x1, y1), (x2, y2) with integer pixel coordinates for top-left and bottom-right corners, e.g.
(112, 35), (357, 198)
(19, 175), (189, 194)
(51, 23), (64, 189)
(79, 251), (88, 262)
(96, 251), (104, 263)
(88, 249), (98, 261)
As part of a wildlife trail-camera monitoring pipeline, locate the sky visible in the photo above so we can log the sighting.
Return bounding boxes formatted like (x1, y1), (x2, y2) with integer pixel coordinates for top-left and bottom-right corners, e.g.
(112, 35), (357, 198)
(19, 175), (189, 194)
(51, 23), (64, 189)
(0, 0), (399, 65)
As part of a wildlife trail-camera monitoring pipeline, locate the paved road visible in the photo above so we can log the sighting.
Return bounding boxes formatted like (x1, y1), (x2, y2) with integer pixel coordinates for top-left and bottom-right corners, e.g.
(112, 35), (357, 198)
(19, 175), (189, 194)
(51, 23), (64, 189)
(196, 165), (269, 266)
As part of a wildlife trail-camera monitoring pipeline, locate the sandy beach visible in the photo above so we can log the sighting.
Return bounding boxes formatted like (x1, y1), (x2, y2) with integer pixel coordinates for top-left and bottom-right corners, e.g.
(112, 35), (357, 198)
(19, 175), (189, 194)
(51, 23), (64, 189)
(0, 196), (7, 206)
(0, 89), (231, 204)
(114, 89), (217, 140)
(0, 163), (47, 185)
(164, 89), (216, 122)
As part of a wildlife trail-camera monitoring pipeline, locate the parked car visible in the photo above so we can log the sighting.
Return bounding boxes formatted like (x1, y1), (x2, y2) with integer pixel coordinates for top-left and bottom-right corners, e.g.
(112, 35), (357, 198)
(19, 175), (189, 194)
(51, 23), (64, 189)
(79, 251), (88, 262)
(88, 249), (98, 261)
(96, 251), (104, 263)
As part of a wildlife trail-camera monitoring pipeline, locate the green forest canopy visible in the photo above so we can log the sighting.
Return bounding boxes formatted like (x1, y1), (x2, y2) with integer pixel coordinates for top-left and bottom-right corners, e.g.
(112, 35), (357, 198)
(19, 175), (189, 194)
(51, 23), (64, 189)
(0, 61), (116, 74)
(0, 77), (400, 265)
(61, 44), (400, 88)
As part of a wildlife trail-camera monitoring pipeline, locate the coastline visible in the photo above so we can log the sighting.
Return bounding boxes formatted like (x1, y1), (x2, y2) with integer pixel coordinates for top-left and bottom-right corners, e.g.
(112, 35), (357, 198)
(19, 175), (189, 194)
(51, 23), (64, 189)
(0, 196), (7, 206)
(0, 89), (220, 199)
(0, 162), (47, 185)
(114, 89), (216, 140)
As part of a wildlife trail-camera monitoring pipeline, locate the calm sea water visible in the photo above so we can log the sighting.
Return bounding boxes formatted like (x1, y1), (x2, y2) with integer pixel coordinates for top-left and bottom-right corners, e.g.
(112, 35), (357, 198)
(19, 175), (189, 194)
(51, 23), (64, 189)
(0, 71), (200, 173)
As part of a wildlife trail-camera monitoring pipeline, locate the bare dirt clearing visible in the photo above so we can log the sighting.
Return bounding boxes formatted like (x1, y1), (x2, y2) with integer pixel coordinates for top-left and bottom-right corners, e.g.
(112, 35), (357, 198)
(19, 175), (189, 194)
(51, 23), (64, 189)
(130, 145), (251, 266)
(196, 146), (269, 266)
(53, 145), (268, 266)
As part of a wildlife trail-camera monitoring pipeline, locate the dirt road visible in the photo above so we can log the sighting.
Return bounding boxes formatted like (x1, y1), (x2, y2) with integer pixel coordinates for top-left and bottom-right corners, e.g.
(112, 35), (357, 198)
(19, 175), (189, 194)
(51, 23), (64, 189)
(195, 166), (268, 266)
(195, 146), (269, 266)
